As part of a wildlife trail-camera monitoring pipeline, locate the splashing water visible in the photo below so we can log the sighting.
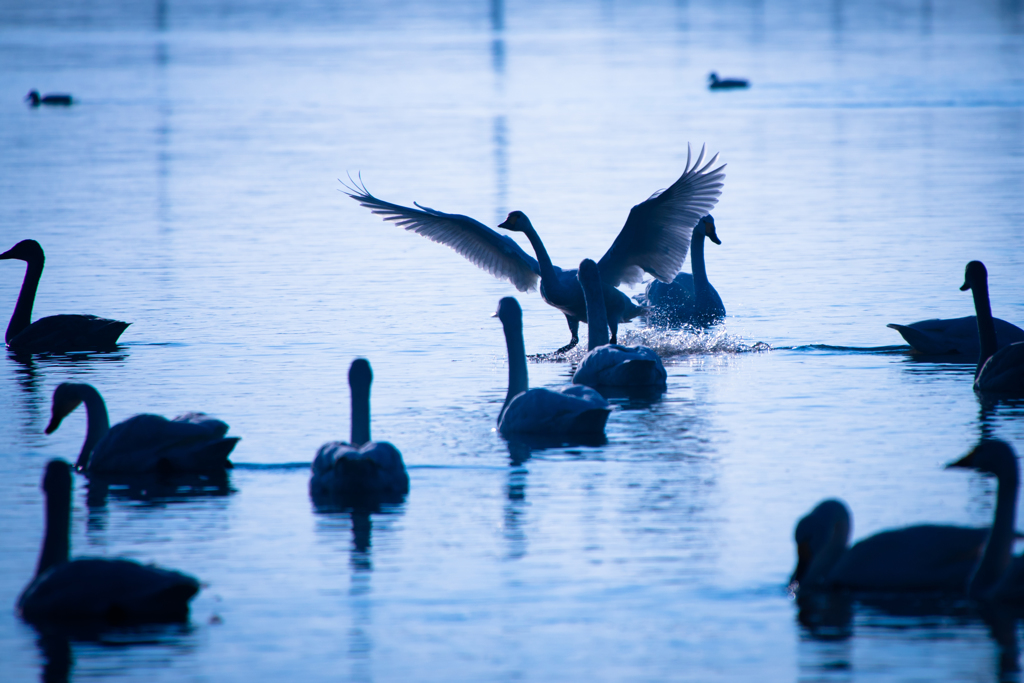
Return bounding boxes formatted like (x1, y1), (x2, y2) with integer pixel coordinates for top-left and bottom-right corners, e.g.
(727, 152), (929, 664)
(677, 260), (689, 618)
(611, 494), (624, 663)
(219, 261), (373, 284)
(535, 326), (772, 363)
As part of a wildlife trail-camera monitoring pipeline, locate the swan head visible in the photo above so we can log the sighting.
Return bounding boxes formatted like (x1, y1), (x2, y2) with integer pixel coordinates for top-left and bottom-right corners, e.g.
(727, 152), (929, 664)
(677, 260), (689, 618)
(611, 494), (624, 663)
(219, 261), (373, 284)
(0, 239), (44, 264)
(946, 439), (1019, 484)
(700, 215), (721, 245)
(791, 499), (851, 588)
(708, 73), (719, 84)
(42, 459), (72, 498)
(959, 260), (987, 292)
(494, 296), (523, 327)
(498, 211), (530, 233)
(25, 90), (41, 105)
(349, 358), (372, 390)
(44, 383), (86, 435)
(577, 258), (601, 287)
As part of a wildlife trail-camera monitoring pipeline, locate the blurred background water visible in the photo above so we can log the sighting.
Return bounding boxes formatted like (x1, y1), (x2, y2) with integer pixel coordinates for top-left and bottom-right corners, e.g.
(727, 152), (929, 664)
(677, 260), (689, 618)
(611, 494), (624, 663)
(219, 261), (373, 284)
(2, 0), (1024, 680)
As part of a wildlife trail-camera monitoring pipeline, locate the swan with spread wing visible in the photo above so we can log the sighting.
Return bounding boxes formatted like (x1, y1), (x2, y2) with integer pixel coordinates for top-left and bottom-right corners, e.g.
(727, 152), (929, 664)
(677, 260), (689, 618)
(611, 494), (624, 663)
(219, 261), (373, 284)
(344, 144), (725, 354)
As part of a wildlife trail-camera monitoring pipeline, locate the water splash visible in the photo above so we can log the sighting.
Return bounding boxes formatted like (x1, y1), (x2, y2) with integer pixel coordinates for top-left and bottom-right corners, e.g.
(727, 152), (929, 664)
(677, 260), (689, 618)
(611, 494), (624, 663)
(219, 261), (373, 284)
(535, 327), (771, 363)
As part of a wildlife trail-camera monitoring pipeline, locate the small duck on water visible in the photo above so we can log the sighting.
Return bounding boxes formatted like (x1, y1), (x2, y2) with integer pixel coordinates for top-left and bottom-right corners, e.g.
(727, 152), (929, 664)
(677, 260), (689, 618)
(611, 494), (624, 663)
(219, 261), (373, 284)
(25, 90), (73, 107)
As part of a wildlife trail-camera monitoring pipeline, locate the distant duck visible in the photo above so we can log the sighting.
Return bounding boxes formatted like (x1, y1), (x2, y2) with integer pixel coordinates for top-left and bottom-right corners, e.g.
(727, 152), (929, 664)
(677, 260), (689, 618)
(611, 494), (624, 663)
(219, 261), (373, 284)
(888, 316), (1024, 357)
(310, 359), (409, 501)
(961, 261), (1024, 394)
(45, 382), (239, 474)
(494, 297), (611, 436)
(25, 90), (73, 107)
(638, 215), (725, 328)
(573, 259), (667, 390)
(1, 239), (130, 353)
(708, 73), (749, 90)
(18, 460), (200, 624)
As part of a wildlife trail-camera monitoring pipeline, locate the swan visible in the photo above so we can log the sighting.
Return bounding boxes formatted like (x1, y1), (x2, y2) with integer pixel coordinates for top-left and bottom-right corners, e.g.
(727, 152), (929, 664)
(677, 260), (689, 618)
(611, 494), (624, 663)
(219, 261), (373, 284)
(344, 143), (725, 354)
(25, 90), (73, 107)
(45, 382), (239, 474)
(961, 261), (1024, 395)
(310, 359), (409, 501)
(18, 460), (200, 624)
(494, 297), (611, 436)
(1, 239), (130, 353)
(708, 73), (749, 90)
(887, 317), (1024, 357)
(572, 259), (667, 389)
(637, 215), (725, 328)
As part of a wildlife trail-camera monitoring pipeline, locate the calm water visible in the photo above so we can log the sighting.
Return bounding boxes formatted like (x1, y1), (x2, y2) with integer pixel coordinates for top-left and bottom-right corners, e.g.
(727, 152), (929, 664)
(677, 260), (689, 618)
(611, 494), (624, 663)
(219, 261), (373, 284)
(2, 0), (1024, 680)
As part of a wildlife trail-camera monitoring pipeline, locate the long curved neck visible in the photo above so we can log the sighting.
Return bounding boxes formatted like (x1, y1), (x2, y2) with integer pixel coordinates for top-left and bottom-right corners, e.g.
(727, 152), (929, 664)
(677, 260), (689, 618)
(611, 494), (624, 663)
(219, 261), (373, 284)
(803, 516), (850, 588)
(691, 226), (710, 302)
(75, 385), (111, 470)
(969, 466), (1018, 598)
(6, 255), (43, 343)
(579, 269), (609, 350)
(37, 481), (70, 577)
(970, 278), (999, 376)
(518, 221), (562, 291)
(350, 380), (370, 446)
(500, 319), (529, 421)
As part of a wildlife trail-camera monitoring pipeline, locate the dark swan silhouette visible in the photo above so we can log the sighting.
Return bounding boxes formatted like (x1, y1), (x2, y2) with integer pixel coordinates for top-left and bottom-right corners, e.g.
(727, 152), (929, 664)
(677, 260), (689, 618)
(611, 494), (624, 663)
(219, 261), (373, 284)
(18, 460), (200, 624)
(45, 382), (239, 473)
(960, 261), (1024, 395)
(637, 215), (725, 328)
(708, 73), (749, 90)
(345, 144), (725, 354)
(572, 259), (667, 390)
(1, 239), (130, 353)
(494, 297), (610, 436)
(25, 90), (73, 107)
(310, 359), (409, 501)
(887, 316), (1024, 357)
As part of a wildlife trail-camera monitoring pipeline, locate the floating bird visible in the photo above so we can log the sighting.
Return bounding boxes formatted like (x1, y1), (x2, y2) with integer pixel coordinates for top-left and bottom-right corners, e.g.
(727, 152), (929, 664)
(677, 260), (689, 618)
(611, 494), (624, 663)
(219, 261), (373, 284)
(344, 144), (725, 354)
(573, 259), (667, 390)
(888, 316), (1024, 357)
(1, 239), (130, 353)
(25, 90), (73, 107)
(494, 297), (610, 436)
(45, 382), (239, 474)
(18, 460), (199, 624)
(637, 215), (725, 328)
(708, 73), (749, 90)
(310, 359), (409, 501)
(961, 261), (1024, 395)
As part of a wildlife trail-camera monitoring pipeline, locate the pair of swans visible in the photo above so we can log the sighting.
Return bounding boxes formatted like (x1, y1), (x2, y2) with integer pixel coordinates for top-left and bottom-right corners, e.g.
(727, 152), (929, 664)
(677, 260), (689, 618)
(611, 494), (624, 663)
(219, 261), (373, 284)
(1, 239), (130, 353)
(792, 440), (1019, 601)
(636, 215), (725, 328)
(45, 383), (239, 473)
(345, 144), (725, 354)
(19, 460), (200, 624)
(310, 359), (410, 501)
(960, 261), (1024, 394)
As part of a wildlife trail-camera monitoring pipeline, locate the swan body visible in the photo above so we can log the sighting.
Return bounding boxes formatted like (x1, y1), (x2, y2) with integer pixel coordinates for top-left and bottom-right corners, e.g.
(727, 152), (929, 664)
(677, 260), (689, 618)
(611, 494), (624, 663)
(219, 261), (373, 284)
(495, 297), (610, 436)
(346, 144), (725, 353)
(638, 215), (725, 328)
(25, 90), (73, 106)
(961, 261), (1024, 394)
(45, 383), (238, 473)
(309, 359), (409, 501)
(18, 460), (199, 624)
(1, 240), (129, 353)
(573, 259), (667, 389)
(708, 73), (749, 89)
(887, 317), (1024, 356)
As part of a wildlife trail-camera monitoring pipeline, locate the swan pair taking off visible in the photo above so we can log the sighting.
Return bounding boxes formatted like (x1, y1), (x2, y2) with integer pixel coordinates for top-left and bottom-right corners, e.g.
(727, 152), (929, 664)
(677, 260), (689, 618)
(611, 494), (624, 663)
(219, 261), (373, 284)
(344, 143), (725, 354)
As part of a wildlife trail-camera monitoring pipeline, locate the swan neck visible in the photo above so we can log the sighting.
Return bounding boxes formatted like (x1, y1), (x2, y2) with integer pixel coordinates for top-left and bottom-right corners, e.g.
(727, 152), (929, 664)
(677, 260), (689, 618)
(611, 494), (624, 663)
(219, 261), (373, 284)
(500, 318), (529, 420)
(519, 220), (560, 286)
(75, 385), (110, 470)
(37, 477), (70, 577)
(969, 465), (1018, 598)
(351, 380), (371, 446)
(691, 227), (709, 297)
(6, 256), (43, 344)
(971, 279), (999, 375)
(579, 271), (610, 350)
(804, 514), (850, 588)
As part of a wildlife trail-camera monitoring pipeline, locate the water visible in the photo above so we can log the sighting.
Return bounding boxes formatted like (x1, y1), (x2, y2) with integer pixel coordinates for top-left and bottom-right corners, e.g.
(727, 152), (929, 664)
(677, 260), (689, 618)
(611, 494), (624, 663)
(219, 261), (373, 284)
(2, 0), (1024, 680)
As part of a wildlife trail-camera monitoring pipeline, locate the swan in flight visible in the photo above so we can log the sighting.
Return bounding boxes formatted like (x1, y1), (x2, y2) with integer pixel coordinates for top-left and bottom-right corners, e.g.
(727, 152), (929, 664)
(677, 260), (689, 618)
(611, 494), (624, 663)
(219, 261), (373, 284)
(1, 240), (130, 353)
(344, 144), (725, 354)
(45, 383), (239, 473)
(572, 259), (667, 390)
(494, 297), (610, 436)
(888, 316), (1024, 357)
(961, 261), (1024, 395)
(18, 460), (200, 624)
(636, 215), (725, 328)
(310, 359), (409, 501)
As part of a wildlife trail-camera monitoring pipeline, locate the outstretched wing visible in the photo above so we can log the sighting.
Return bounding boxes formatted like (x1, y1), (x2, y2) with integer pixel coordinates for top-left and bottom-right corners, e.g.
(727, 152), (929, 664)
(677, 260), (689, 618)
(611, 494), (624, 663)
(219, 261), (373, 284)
(598, 144), (726, 286)
(342, 178), (540, 292)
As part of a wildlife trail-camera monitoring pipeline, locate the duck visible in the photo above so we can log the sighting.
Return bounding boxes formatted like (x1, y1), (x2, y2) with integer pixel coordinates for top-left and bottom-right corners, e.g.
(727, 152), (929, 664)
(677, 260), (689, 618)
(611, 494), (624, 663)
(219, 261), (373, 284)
(310, 359), (409, 501)
(1, 239), (130, 353)
(494, 297), (611, 436)
(45, 382), (239, 474)
(887, 316), (1024, 357)
(25, 90), (73, 107)
(345, 144), (725, 354)
(18, 460), (200, 624)
(572, 259), (667, 390)
(708, 73), (749, 90)
(637, 215), (725, 328)
(961, 261), (1024, 395)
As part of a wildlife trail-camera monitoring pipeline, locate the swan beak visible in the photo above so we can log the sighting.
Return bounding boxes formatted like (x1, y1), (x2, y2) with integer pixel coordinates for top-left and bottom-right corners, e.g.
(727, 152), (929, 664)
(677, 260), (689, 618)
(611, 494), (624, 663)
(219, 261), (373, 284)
(498, 214), (517, 229)
(705, 218), (722, 245)
(491, 310), (499, 318)
(945, 448), (977, 469)
(0, 247), (16, 260)
(790, 541), (811, 585)
(44, 414), (64, 435)
(959, 280), (970, 292)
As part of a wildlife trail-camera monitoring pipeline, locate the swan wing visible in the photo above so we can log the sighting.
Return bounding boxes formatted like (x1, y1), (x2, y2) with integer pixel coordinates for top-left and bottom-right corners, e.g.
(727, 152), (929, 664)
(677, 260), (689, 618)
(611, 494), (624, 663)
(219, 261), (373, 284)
(573, 344), (667, 388)
(598, 144), (726, 286)
(89, 414), (237, 473)
(977, 342), (1024, 394)
(500, 387), (610, 435)
(343, 179), (540, 292)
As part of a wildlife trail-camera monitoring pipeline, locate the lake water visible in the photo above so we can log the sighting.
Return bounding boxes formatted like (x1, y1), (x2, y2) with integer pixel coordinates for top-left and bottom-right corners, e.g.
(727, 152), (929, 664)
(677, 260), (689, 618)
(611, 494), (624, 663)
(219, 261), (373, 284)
(2, 0), (1024, 680)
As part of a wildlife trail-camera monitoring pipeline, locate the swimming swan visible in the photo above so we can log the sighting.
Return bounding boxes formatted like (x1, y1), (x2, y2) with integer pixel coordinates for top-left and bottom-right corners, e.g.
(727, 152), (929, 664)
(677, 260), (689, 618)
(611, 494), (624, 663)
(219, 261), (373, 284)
(961, 261), (1024, 395)
(638, 215), (725, 328)
(572, 259), (667, 389)
(1, 240), (130, 353)
(45, 382), (239, 473)
(495, 297), (610, 436)
(708, 73), (749, 90)
(345, 144), (725, 354)
(887, 316), (1024, 357)
(310, 359), (409, 501)
(25, 90), (73, 107)
(18, 460), (200, 624)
